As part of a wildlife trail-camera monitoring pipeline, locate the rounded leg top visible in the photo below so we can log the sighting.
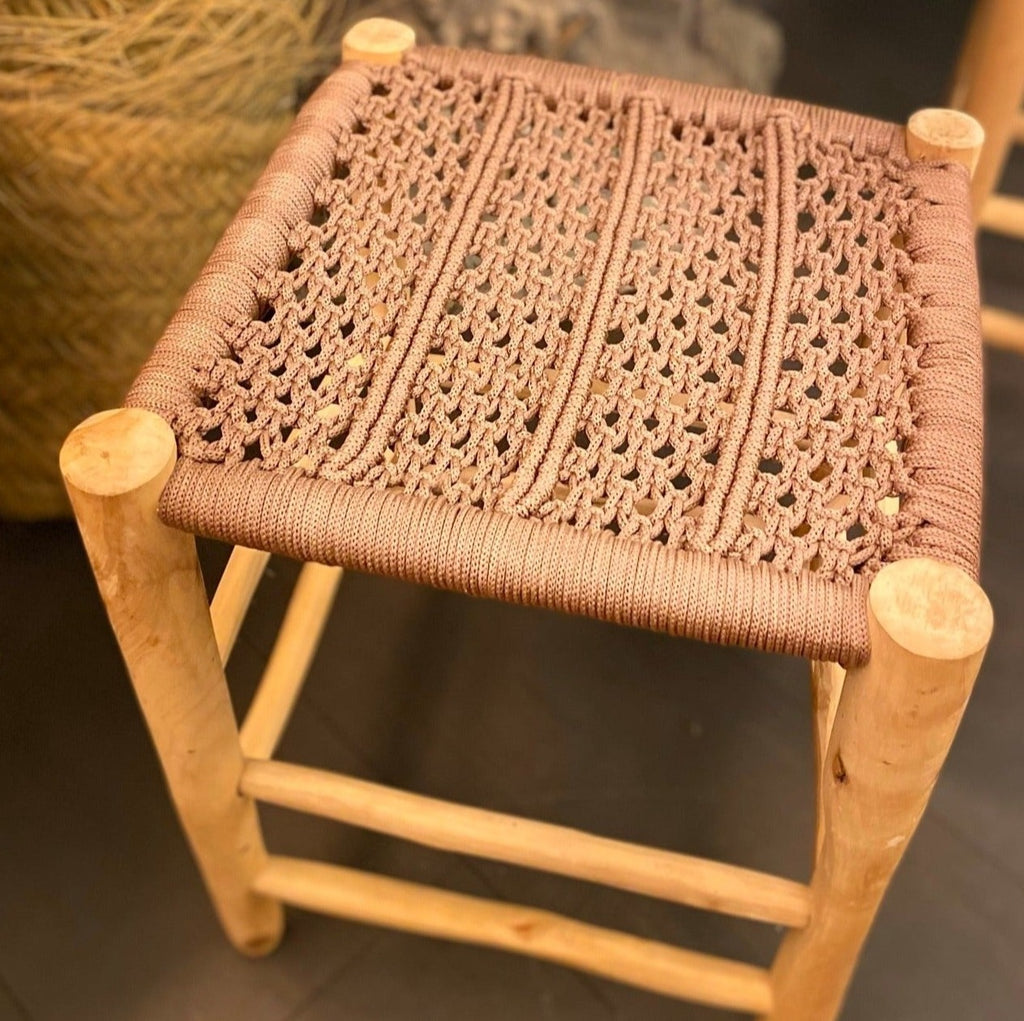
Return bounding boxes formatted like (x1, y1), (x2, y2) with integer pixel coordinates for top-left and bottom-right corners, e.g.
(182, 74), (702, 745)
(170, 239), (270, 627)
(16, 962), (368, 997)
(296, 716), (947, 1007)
(342, 18), (416, 66)
(869, 557), (992, 663)
(60, 408), (176, 500)
(906, 108), (985, 176)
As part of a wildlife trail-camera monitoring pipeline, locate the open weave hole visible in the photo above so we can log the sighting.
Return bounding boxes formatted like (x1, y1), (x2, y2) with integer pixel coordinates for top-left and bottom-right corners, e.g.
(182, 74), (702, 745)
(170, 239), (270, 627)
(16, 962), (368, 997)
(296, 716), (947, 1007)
(132, 46), (983, 660)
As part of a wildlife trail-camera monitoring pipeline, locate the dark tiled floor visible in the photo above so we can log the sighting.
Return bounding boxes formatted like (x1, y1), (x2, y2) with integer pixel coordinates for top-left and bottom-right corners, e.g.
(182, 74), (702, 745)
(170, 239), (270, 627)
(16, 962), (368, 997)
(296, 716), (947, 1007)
(4, 1), (1024, 1018)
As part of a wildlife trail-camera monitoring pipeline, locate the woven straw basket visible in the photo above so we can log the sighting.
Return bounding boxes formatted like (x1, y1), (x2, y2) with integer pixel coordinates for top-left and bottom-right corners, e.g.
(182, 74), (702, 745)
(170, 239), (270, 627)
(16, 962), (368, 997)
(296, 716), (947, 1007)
(0, 1), (330, 518)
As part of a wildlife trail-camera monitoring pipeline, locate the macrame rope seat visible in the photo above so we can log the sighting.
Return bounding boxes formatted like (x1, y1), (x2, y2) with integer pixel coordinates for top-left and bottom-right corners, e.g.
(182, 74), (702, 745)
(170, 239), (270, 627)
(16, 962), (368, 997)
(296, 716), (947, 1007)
(126, 46), (984, 666)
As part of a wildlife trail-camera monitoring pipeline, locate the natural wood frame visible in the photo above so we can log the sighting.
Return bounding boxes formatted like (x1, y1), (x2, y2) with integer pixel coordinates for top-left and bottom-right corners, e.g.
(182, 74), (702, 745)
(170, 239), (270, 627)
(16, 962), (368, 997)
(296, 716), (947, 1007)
(58, 20), (993, 1020)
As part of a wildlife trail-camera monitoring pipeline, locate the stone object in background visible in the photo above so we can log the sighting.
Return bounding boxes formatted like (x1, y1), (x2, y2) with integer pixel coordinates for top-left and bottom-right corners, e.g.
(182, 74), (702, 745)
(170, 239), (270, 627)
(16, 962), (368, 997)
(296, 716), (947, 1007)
(416, 0), (784, 93)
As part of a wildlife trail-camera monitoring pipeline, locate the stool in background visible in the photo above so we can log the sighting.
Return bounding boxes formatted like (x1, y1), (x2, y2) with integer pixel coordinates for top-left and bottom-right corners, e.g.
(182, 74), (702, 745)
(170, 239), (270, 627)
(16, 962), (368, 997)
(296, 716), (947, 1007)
(950, 0), (1024, 349)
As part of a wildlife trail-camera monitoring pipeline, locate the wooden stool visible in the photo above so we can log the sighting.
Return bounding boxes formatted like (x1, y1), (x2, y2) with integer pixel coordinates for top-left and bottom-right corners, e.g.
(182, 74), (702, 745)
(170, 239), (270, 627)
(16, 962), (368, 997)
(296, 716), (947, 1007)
(60, 19), (992, 1019)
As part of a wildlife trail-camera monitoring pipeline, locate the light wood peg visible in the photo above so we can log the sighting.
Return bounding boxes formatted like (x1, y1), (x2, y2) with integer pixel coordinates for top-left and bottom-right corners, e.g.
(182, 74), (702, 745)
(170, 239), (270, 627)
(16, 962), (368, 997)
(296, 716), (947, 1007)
(342, 18), (416, 66)
(906, 108), (985, 178)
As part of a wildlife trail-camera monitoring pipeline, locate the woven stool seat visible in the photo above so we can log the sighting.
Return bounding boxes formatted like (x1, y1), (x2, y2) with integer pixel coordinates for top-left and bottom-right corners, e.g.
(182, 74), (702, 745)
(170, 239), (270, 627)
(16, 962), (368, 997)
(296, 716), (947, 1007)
(127, 46), (983, 664)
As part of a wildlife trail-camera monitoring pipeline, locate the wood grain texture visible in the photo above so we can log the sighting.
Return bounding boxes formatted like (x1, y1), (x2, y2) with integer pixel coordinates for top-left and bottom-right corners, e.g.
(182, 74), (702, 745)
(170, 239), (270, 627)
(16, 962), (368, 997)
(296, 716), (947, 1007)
(948, 0), (1024, 211)
(60, 408), (283, 956)
(255, 855), (775, 1014)
(241, 757), (812, 927)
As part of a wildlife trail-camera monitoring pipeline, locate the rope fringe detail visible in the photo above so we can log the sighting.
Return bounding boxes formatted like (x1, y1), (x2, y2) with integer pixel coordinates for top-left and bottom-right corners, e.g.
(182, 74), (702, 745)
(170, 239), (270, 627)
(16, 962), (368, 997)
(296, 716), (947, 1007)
(127, 46), (984, 664)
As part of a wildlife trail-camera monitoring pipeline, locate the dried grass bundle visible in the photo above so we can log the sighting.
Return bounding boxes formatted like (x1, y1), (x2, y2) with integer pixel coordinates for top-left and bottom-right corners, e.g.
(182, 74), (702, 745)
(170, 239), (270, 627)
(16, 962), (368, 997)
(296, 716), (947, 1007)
(0, 0), (333, 517)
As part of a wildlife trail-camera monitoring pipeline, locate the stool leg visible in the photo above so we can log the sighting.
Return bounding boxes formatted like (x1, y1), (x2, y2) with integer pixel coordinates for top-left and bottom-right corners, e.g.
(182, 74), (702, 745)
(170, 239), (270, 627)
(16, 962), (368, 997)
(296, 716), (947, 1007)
(765, 558), (992, 1021)
(60, 408), (284, 956)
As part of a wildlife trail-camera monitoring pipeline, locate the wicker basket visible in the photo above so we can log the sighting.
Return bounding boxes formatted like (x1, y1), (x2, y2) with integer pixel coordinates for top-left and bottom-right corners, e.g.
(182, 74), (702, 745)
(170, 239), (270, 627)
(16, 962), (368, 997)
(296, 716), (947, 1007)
(0, 1), (331, 518)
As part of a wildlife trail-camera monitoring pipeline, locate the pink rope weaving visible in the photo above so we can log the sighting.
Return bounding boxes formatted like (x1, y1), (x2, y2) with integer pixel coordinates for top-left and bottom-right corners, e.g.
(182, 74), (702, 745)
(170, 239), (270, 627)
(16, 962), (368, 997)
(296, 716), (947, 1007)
(127, 46), (984, 664)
